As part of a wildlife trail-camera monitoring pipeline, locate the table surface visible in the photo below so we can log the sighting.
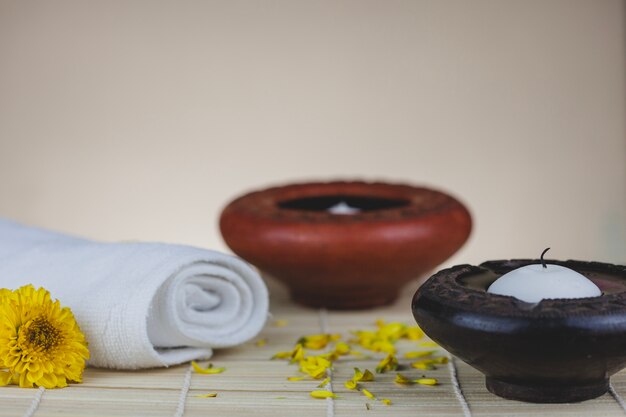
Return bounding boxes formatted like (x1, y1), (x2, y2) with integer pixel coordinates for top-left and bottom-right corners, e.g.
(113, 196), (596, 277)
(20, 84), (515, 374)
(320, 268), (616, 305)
(3, 277), (626, 417)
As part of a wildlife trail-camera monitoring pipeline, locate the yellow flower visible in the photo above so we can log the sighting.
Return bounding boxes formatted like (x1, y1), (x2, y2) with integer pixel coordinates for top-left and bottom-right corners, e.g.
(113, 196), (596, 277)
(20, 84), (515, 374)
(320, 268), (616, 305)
(287, 376), (305, 381)
(0, 285), (89, 389)
(381, 398), (392, 405)
(195, 393), (218, 398)
(418, 341), (439, 348)
(310, 390), (336, 399)
(375, 354), (398, 373)
(192, 361), (225, 374)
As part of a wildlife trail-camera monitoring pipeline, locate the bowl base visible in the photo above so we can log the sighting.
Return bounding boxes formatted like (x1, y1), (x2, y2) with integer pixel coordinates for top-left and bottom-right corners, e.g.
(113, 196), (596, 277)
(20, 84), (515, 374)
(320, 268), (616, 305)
(290, 288), (398, 310)
(486, 377), (609, 403)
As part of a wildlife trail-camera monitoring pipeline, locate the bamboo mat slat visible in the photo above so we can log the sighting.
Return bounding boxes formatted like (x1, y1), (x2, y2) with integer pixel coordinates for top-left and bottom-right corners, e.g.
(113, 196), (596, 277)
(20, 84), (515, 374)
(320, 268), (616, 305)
(3, 277), (626, 417)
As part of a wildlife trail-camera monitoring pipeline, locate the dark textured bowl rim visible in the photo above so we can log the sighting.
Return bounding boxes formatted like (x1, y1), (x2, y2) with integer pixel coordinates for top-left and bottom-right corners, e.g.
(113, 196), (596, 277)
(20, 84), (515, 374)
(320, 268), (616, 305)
(415, 259), (626, 319)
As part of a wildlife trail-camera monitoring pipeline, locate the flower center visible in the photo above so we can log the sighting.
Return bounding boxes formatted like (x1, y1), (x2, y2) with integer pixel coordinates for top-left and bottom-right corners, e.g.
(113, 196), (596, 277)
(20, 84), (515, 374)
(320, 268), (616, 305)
(20, 316), (62, 352)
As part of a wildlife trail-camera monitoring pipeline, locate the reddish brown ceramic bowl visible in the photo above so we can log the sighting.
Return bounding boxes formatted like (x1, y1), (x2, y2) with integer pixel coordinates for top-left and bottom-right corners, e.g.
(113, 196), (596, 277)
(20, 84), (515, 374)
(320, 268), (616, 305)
(219, 181), (472, 309)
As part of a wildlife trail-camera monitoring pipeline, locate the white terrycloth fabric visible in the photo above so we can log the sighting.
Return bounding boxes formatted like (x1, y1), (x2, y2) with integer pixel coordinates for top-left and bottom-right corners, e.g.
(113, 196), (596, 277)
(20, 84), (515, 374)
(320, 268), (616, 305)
(0, 218), (269, 369)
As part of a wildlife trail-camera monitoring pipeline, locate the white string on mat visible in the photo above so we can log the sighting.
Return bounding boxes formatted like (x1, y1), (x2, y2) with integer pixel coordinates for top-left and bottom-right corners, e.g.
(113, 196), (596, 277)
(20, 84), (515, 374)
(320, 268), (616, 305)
(609, 383), (626, 414)
(22, 386), (45, 417)
(318, 308), (335, 417)
(446, 353), (472, 417)
(173, 363), (194, 417)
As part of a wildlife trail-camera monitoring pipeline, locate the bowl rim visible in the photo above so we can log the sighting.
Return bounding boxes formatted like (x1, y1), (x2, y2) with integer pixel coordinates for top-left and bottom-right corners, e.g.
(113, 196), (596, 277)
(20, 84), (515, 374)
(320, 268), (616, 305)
(221, 180), (469, 224)
(414, 259), (626, 319)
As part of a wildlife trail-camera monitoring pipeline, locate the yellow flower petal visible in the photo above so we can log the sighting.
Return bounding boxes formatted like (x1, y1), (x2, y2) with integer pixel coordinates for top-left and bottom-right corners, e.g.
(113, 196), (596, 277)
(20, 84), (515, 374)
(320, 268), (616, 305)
(333, 342), (351, 356)
(411, 360), (435, 370)
(361, 388), (376, 400)
(0, 371), (12, 387)
(195, 393), (218, 398)
(255, 339), (267, 347)
(382, 399), (392, 406)
(191, 361), (225, 374)
(310, 390), (337, 399)
(345, 380), (358, 390)
(418, 341), (439, 348)
(298, 334), (341, 350)
(416, 378), (439, 386)
(403, 350), (436, 359)
(273, 319), (289, 327)
(317, 377), (330, 388)
(405, 326), (425, 341)
(287, 376), (306, 381)
(375, 354), (398, 373)
(353, 368), (374, 382)
(394, 373), (414, 385)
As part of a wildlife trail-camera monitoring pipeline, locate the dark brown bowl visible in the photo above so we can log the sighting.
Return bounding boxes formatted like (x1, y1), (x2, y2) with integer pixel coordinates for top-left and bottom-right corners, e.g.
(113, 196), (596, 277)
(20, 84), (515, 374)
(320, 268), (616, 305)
(412, 259), (626, 403)
(219, 181), (472, 309)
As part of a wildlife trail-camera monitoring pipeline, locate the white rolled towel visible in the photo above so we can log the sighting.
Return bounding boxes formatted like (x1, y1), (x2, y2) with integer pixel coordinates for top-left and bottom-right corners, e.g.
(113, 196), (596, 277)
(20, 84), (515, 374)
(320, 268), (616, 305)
(0, 218), (269, 369)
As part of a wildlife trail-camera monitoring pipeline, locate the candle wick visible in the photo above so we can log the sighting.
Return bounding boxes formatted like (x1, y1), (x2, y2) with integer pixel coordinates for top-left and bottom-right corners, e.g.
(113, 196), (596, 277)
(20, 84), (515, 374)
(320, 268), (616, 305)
(540, 247), (550, 269)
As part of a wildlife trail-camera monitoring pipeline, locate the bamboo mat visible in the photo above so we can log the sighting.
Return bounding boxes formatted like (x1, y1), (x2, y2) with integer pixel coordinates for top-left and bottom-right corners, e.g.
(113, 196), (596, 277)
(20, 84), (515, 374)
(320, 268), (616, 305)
(3, 277), (626, 417)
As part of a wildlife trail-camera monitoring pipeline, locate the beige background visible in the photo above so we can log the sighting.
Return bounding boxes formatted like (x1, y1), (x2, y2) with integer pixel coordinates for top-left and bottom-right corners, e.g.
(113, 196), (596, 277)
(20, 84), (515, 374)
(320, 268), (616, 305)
(0, 0), (624, 267)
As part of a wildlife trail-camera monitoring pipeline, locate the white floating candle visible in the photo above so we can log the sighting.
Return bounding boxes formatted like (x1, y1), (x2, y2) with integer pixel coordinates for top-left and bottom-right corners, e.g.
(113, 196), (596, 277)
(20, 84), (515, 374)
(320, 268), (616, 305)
(327, 201), (361, 215)
(487, 249), (602, 303)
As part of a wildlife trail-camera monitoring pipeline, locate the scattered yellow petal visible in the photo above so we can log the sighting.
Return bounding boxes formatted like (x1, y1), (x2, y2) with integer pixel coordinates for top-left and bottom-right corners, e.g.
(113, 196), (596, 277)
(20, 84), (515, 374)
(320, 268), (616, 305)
(382, 399), (392, 406)
(317, 377), (331, 388)
(361, 388), (376, 400)
(416, 378), (439, 386)
(299, 356), (332, 379)
(255, 339), (267, 347)
(394, 373), (414, 385)
(290, 344), (306, 362)
(410, 357), (447, 370)
(298, 334), (341, 350)
(271, 351), (292, 360)
(191, 361), (225, 375)
(287, 376), (306, 381)
(353, 368), (374, 382)
(273, 319), (289, 327)
(405, 326), (425, 340)
(411, 360), (435, 370)
(418, 341), (439, 348)
(345, 380), (358, 390)
(195, 393), (218, 398)
(375, 354), (398, 373)
(333, 342), (351, 355)
(404, 350), (436, 359)
(310, 390), (337, 399)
